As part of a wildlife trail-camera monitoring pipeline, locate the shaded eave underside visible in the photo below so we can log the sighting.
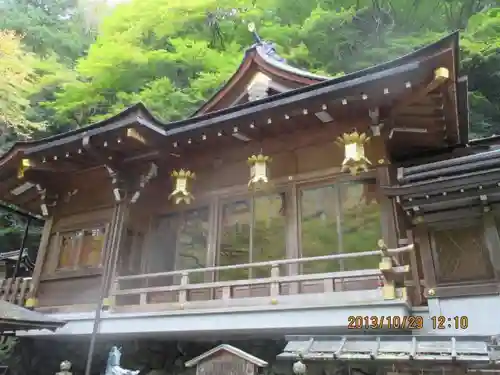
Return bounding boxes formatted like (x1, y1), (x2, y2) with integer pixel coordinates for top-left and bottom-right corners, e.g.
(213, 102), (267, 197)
(0, 31), (460, 165)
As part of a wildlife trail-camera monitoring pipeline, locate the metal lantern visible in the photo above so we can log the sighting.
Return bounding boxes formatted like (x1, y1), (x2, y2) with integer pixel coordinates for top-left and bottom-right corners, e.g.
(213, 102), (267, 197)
(169, 169), (195, 205)
(336, 131), (371, 175)
(247, 153), (271, 190)
(17, 158), (31, 179)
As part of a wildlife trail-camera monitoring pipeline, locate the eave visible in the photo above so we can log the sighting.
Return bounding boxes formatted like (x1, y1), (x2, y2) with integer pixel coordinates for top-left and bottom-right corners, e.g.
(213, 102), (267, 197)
(278, 335), (497, 366)
(0, 103), (167, 215)
(382, 147), (500, 227)
(0, 32), (464, 214)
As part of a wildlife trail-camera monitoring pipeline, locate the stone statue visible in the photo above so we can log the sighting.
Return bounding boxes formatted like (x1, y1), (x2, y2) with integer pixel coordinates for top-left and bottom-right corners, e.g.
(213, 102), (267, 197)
(56, 360), (72, 375)
(105, 346), (140, 375)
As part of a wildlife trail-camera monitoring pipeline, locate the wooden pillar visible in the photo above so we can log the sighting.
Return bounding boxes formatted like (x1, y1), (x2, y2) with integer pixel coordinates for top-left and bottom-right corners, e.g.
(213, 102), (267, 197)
(286, 183), (300, 294)
(103, 202), (129, 296)
(27, 216), (54, 308)
(376, 165), (399, 247)
(371, 131), (398, 248)
(206, 197), (219, 286)
(84, 200), (128, 375)
(413, 224), (437, 296)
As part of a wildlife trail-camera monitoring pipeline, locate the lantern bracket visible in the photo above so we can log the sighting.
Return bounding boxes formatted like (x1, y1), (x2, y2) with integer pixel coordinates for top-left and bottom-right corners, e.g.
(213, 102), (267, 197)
(105, 166), (128, 202)
(35, 184), (58, 217)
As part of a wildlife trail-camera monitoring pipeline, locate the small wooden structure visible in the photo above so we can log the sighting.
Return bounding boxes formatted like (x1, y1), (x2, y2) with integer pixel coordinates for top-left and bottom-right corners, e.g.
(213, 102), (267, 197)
(185, 344), (268, 375)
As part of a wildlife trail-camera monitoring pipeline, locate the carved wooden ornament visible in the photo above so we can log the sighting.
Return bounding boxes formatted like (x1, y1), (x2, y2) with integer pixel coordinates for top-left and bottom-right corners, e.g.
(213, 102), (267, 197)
(169, 169), (195, 205)
(185, 344), (267, 375)
(336, 131), (371, 175)
(247, 153), (271, 190)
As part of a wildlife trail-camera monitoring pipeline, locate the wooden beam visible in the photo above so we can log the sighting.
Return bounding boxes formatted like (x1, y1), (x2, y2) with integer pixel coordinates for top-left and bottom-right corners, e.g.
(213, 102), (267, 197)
(125, 128), (147, 145)
(413, 225), (437, 298)
(27, 216), (54, 307)
(389, 67), (450, 118)
(82, 136), (121, 170)
(17, 159), (61, 179)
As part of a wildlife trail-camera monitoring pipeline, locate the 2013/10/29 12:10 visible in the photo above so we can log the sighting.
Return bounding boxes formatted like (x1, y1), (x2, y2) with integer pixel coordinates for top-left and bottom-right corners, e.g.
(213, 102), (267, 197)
(431, 316), (469, 330)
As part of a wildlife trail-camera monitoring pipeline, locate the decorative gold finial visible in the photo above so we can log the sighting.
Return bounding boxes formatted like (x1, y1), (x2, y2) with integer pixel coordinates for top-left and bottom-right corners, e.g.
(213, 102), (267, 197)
(17, 158), (31, 179)
(169, 169), (195, 205)
(247, 22), (256, 32)
(247, 153), (271, 190)
(336, 131), (371, 175)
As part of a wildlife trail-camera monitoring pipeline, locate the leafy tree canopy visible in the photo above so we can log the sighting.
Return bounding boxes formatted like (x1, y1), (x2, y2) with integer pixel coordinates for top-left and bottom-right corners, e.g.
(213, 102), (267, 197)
(0, 30), (45, 148)
(40, 0), (500, 138)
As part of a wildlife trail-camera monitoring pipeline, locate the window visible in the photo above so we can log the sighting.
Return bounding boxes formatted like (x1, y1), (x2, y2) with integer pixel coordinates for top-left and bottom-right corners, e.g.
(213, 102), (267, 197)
(147, 207), (209, 284)
(118, 229), (144, 276)
(218, 193), (286, 280)
(299, 180), (381, 274)
(175, 207), (209, 283)
(56, 227), (106, 270)
(432, 225), (494, 283)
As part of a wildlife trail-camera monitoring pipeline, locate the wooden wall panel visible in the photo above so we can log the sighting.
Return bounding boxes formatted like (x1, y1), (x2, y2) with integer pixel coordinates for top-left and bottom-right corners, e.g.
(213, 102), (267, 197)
(142, 123), (371, 216)
(35, 118), (387, 309)
(55, 167), (114, 218)
(37, 276), (102, 307)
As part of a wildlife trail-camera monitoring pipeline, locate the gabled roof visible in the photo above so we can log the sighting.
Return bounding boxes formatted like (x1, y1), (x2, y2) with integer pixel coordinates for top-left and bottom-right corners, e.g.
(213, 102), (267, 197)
(193, 29), (330, 116)
(184, 344), (268, 368)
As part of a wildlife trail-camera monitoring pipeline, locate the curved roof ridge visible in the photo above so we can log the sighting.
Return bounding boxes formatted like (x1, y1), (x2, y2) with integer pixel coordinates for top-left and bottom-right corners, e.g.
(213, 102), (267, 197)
(253, 40), (330, 81)
(0, 102), (161, 165)
(191, 28), (331, 116)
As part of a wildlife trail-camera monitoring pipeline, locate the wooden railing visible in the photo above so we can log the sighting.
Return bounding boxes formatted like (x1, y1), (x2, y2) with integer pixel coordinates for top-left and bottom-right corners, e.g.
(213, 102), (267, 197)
(110, 243), (416, 312)
(0, 277), (32, 306)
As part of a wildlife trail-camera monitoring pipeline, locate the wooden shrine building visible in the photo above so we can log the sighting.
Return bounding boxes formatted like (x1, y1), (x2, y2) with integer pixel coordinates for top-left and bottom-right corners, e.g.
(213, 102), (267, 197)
(0, 28), (499, 375)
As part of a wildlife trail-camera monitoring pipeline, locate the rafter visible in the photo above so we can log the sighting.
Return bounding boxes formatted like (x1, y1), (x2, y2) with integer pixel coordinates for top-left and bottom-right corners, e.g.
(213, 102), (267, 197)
(389, 67), (450, 118)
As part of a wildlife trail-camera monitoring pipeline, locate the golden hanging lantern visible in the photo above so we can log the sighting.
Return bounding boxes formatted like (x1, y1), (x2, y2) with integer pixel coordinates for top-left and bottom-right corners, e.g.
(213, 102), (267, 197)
(168, 169), (195, 205)
(17, 158), (32, 179)
(336, 131), (371, 175)
(247, 153), (271, 190)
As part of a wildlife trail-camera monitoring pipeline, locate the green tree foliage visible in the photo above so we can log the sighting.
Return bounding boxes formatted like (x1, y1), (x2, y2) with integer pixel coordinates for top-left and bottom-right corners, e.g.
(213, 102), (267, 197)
(40, 0), (500, 138)
(0, 30), (45, 148)
(0, 0), (94, 62)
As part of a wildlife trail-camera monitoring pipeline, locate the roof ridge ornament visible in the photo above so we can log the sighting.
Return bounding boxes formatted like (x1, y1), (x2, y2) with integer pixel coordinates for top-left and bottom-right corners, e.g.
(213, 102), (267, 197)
(247, 22), (286, 63)
(247, 22), (261, 44)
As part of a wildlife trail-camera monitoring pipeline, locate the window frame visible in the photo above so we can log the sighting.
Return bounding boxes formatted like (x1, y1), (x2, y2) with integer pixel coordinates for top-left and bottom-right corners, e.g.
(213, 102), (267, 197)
(429, 223), (496, 285)
(146, 202), (213, 283)
(141, 169), (382, 283)
(296, 171), (381, 273)
(43, 222), (110, 280)
(172, 205), (211, 280)
(215, 187), (289, 280)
